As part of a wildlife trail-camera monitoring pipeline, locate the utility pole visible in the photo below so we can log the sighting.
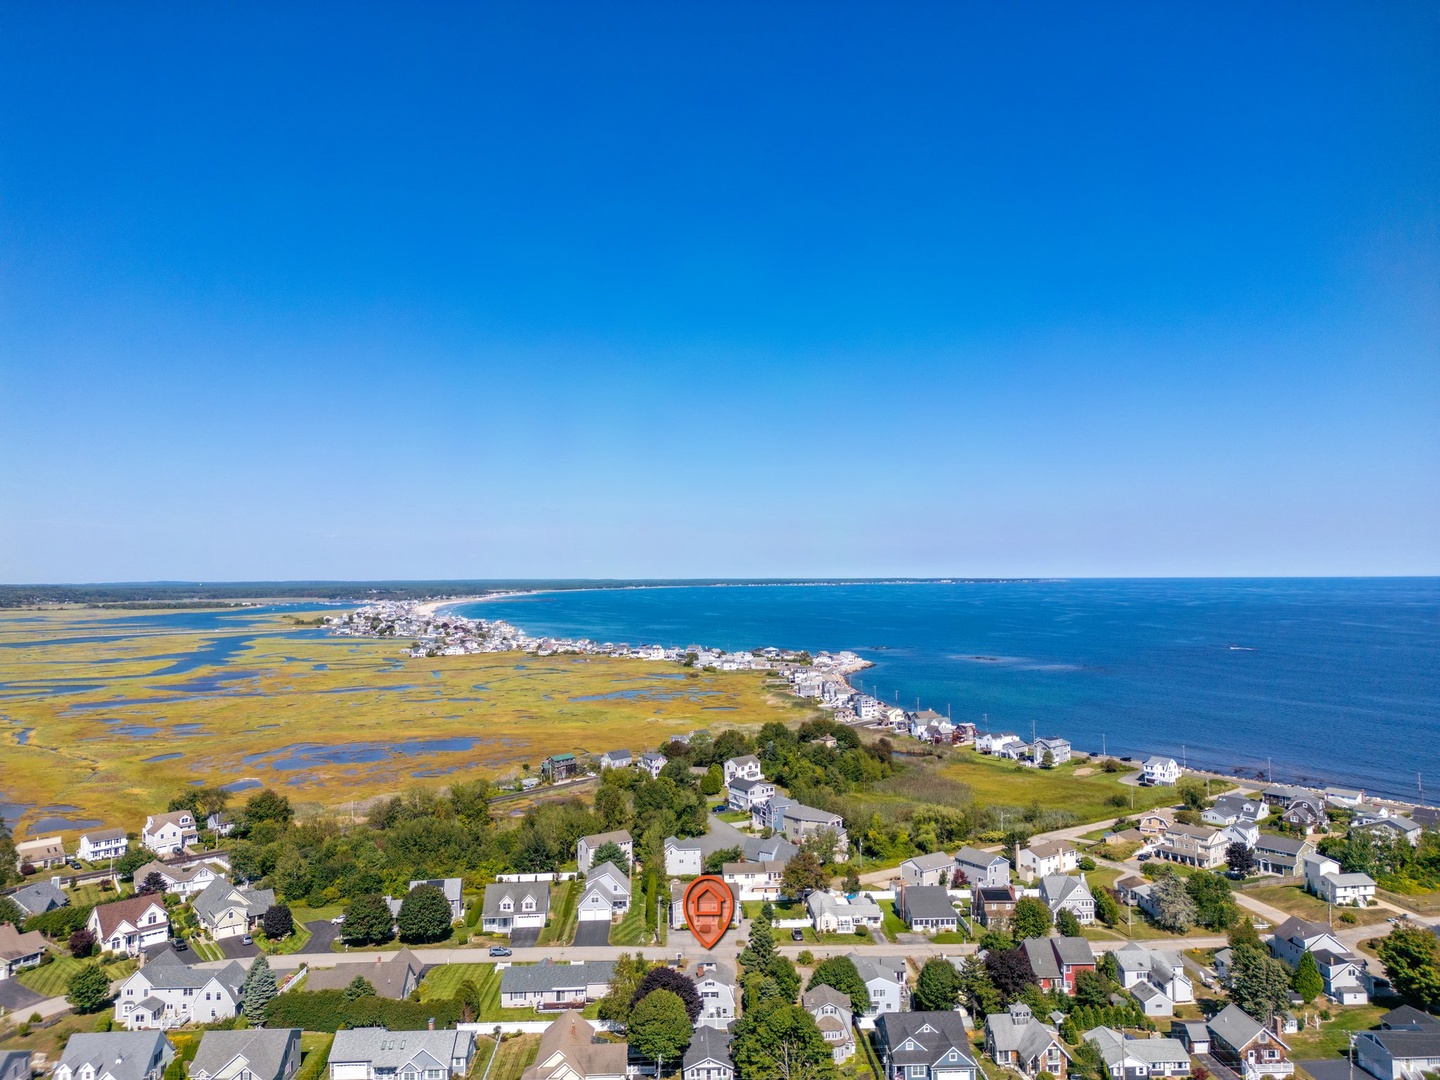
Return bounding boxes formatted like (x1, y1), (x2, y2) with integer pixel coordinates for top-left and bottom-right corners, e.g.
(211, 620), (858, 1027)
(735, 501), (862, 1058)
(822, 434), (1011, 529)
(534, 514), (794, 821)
(1102, 734), (1106, 758)
(1182, 745), (1187, 770)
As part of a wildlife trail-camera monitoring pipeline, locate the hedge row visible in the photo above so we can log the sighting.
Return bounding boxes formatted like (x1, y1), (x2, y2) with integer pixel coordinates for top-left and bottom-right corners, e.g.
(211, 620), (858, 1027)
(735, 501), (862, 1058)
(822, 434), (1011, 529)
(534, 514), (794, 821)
(26, 905), (94, 938)
(264, 990), (466, 1032)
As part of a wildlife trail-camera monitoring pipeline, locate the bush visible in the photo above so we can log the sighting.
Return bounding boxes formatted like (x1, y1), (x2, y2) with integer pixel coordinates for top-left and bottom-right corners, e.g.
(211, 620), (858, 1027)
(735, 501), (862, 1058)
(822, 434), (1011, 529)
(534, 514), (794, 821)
(398, 886), (452, 944)
(69, 928), (97, 958)
(26, 905), (93, 939)
(1339, 910), (1357, 924)
(264, 990), (465, 1032)
(797, 950), (815, 966)
(263, 904), (294, 939)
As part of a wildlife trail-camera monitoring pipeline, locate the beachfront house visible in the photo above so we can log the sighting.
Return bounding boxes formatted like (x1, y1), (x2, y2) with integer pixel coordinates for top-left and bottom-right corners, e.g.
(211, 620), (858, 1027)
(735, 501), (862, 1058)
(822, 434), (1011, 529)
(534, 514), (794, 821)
(1351, 809), (1423, 847)
(141, 812), (197, 856)
(954, 846), (1011, 887)
(482, 882), (550, 936)
(1252, 836), (1315, 877)
(1281, 797), (1329, 834)
(576, 830), (632, 873)
(77, 828), (129, 864)
(1142, 757), (1182, 786)
(1031, 737), (1071, 767)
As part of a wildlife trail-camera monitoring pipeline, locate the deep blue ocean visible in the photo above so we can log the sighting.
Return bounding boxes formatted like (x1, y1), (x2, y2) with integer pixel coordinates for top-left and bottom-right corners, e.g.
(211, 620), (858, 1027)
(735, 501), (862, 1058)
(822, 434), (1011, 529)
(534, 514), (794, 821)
(457, 579), (1440, 801)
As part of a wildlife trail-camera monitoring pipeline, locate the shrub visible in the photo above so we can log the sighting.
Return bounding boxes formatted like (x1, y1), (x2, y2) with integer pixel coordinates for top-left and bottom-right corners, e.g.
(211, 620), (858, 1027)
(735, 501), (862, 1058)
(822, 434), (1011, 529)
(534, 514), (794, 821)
(797, 950), (815, 966)
(1339, 911), (1357, 925)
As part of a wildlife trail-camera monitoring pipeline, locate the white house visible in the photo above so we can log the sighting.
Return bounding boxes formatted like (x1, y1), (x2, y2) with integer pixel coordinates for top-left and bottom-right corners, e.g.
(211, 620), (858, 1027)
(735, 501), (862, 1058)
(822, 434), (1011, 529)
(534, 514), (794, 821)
(14, 836), (66, 870)
(664, 835), (703, 877)
(726, 777), (776, 813)
(1303, 854), (1376, 907)
(1017, 840), (1078, 882)
(77, 828), (129, 864)
(115, 949), (245, 1029)
(1270, 916), (1370, 1005)
(1085, 1027), (1192, 1078)
(597, 750), (632, 770)
(576, 830), (632, 873)
(723, 755), (763, 785)
(328, 1028), (475, 1080)
(131, 860), (224, 899)
(1142, 757), (1183, 786)
(52, 1033), (174, 1080)
(848, 952), (910, 1016)
(682, 1028), (733, 1080)
(1039, 874), (1096, 924)
(193, 879), (275, 941)
(637, 753), (667, 779)
(88, 895), (170, 957)
(1031, 737), (1071, 767)
(807, 891), (884, 933)
(576, 862), (631, 922)
(977, 732), (1023, 755)
(481, 882), (550, 935)
(190, 1029), (301, 1080)
(0, 923), (46, 980)
(141, 812), (197, 856)
(722, 860), (784, 902)
(694, 961), (737, 1030)
(1113, 943), (1193, 1014)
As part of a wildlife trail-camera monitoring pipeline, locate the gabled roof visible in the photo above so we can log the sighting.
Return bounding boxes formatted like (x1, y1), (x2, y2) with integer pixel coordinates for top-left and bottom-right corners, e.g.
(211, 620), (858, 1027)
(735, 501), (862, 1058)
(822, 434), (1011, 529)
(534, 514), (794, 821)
(1207, 1004), (1282, 1051)
(80, 827), (128, 843)
(499, 961), (616, 995)
(727, 776), (773, 793)
(91, 895), (167, 940)
(955, 846), (1007, 867)
(682, 1027), (733, 1073)
(0, 923), (46, 963)
(128, 948), (243, 993)
(523, 1013), (626, 1080)
(1040, 875), (1094, 908)
(802, 984), (852, 1013)
(329, 1029), (472, 1071)
(899, 886), (957, 922)
(193, 879), (273, 927)
(1380, 1005), (1440, 1031)
(877, 1012), (975, 1067)
(483, 881), (551, 918)
(57, 1033), (172, 1080)
(11, 881), (68, 915)
(579, 830), (632, 849)
(1357, 1029), (1440, 1059)
(305, 951), (423, 1000)
(726, 754), (760, 768)
(190, 1029), (298, 1080)
(903, 852), (955, 872)
(1271, 915), (1333, 944)
(144, 811), (194, 833)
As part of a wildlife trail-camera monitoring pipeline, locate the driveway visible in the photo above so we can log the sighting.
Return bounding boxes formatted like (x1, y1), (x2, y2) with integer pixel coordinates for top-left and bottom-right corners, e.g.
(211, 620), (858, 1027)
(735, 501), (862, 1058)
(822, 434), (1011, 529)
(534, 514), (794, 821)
(572, 922), (611, 947)
(218, 936), (261, 959)
(300, 920), (340, 954)
(0, 979), (44, 1013)
(510, 926), (542, 948)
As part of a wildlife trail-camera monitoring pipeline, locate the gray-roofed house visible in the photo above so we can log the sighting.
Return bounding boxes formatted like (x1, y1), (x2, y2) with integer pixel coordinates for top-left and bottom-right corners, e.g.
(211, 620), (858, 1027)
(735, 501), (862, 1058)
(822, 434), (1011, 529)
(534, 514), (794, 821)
(807, 891), (884, 933)
(723, 755), (763, 785)
(190, 1029), (301, 1080)
(52, 1033), (174, 1080)
(597, 750), (632, 770)
(576, 862), (631, 922)
(115, 948), (247, 1029)
(876, 1012), (978, 1080)
(1039, 874), (1096, 924)
(1352, 811), (1424, 847)
(1205, 1005), (1293, 1080)
(669, 880), (740, 932)
(482, 882), (550, 936)
(694, 961), (736, 1030)
(1022, 937), (1095, 995)
(408, 879), (465, 922)
(1113, 944), (1193, 1011)
(576, 830), (632, 874)
(896, 886), (958, 933)
(1171, 1022), (1211, 1056)
(954, 847), (1010, 888)
(10, 880), (68, 917)
(664, 836), (703, 876)
(1252, 836), (1315, 877)
(1378, 1006), (1440, 1031)
(1355, 1028), (1440, 1080)
(1202, 796), (1269, 827)
(682, 1027), (734, 1080)
(0, 923), (45, 980)
(131, 860), (224, 899)
(984, 1003), (1071, 1079)
(305, 950), (424, 1001)
(522, 1014), (626, 1080)
(328, 1028), (476, 1080)
(499, 961), (617, 1010)
(193, 879), (275, 941)
(847, 953), (909, 1016)
(725, 776), (776, 813)
(768, 801), (848, 858)
(141, 812), (197, 856)
(803, 985), (855, 1063)
(1084, 1026), (1191, 1078)
(0, 1050), (30, 1080)
(900, 852), (956, 888)
(637, 753), (667, 779)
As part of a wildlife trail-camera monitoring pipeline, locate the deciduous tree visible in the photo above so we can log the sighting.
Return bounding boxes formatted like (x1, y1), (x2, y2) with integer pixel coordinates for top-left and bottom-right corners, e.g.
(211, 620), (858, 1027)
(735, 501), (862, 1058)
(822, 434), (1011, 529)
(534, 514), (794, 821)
(67, 963), (111, 1013)
(807, 956), (869, 1016)
(628, 989), (693, 1071)
(69, 928), (97, 958)
(632, 965), (702, 1023)
(1377, 927), (1440, 1010)
(598, 952), (651, 1024)
(782, 852), (828, 898)
(1226, 843), (1257, 877)
(262, 904), (294, 939)
(985, 946), (1036, 1000)
(1011, 897), (1052, 940)
(341, 892), (394, 945)
(1149, 872), (1196, 933)
(912, 958), (962, 1011)
(731, 998), (838, 1080)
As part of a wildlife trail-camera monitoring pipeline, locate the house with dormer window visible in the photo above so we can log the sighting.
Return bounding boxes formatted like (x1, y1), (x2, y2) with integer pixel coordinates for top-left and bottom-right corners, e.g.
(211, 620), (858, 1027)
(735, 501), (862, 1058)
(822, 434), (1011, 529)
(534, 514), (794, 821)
(877, 1012), (980, 1080)
(52, 1033), (174, 1080)
(328, 1028), (475, 1080)
(190, 1029), (301, 1080)
(115, 948), (246, 1029)
(141, 812), (197, 856)
(985, 1003), (1071, 1079)
(576, 863), (630, 922)
(802, 985), (855, 1063)
(482, 883), (550, 935)
(88, 895), (169, 957)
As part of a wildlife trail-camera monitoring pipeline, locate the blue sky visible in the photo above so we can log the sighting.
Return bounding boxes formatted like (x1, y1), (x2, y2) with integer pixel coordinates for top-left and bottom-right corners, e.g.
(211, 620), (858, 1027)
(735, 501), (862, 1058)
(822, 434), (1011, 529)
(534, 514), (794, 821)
(1, 2), (1436, 581)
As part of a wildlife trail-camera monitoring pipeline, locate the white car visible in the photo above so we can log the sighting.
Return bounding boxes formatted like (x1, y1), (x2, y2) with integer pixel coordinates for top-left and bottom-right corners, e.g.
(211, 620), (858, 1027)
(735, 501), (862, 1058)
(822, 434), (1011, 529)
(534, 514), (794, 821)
(331, 916), (346, 925)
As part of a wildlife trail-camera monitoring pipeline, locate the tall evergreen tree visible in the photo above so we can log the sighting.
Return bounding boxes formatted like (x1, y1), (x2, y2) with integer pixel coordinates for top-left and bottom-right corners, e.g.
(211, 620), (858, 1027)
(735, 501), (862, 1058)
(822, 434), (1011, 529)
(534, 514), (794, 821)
(241, 954), (278, 1023)
(1291, 950), (1324, 1004)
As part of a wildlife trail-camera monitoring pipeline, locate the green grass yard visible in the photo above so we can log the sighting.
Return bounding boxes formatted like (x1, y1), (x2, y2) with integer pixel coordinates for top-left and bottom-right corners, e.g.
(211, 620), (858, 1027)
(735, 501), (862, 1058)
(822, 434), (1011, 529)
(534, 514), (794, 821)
(488, 1036), (541, 1080)
(1286, 1005), (1386, 1065)
(1243, 884), (1391, 928)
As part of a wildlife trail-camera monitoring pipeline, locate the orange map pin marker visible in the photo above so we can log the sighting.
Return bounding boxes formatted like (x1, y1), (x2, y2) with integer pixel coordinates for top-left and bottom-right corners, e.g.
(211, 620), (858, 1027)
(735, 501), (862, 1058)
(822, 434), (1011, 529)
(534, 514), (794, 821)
(683, 875), (735, 950)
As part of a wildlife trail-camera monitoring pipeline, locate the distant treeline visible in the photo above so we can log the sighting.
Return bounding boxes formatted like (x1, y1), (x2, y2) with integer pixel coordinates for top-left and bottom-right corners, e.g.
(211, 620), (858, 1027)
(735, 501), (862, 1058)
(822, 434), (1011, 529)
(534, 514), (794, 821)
(0, 577), (986, 608)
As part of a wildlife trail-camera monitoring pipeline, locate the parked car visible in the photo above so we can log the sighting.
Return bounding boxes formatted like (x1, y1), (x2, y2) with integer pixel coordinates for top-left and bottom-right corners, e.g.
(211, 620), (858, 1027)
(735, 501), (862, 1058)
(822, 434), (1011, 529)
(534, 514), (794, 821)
(791, 929), (805, 941)
(242, 934), (253, 945)
(331, 915), (346, 925)
(173, 939), (189, 951)
(489, 945), (512, 957)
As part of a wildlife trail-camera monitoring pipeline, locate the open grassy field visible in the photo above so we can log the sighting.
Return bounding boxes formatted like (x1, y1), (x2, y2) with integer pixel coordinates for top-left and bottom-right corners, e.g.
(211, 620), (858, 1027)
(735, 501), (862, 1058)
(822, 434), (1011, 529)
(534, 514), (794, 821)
(0, 606), (809, 839)
(936, 751), (1180, 821)
(1243, 884), (1392, 928)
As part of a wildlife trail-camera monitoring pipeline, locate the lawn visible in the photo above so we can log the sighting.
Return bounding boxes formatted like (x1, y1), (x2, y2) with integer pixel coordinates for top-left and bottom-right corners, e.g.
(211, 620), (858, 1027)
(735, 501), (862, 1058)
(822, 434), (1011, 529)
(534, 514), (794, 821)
(258, 923), (314, 955)
(0, 607), (804, 831)
(1286, 1005), (1386, 1063)
(420, 963), (496, 1002)
(609, 903), (648, 946)
(1083, 918), (1190, 943)
(17, 956), (86, 998)
(537, 881), (579, 946)
(1244, 884), (1391, 928)
(488, 1035), (541, 1080)
(878, 901), (906, 943)
(0, 1009), (102, 1060)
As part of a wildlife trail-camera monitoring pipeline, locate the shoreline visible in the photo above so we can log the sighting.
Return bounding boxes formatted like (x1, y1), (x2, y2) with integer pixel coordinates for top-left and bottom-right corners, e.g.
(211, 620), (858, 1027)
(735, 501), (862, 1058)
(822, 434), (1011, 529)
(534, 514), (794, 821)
(334, 598), (1430, 812)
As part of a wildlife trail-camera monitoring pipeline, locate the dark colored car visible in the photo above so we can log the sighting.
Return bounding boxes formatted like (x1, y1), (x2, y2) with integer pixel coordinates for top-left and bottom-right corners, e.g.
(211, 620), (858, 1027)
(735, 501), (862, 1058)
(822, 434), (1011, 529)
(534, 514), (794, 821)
(173, 939), (189, 951)
(489, 945), (512, 957)
(791, 929), (804, 941)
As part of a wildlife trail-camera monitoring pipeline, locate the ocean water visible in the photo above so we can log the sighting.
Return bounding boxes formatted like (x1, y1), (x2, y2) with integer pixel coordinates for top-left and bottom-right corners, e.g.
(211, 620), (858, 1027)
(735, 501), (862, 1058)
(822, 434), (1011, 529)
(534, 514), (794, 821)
(458, 579), (1440, 801)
